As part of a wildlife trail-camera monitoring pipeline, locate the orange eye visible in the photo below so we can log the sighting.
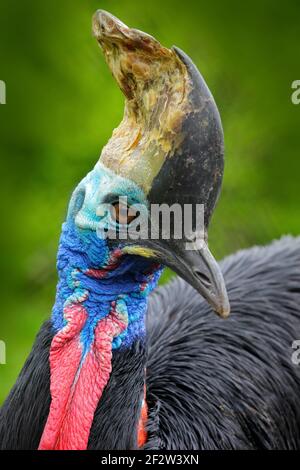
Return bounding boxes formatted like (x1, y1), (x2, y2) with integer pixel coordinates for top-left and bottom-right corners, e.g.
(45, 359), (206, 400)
(111, 202), (137, 225)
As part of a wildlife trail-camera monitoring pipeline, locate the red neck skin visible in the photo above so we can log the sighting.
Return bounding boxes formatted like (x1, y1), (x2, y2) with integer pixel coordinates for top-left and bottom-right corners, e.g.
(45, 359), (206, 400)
(137, 385), (148, 448)
(38, 305), (127, 450)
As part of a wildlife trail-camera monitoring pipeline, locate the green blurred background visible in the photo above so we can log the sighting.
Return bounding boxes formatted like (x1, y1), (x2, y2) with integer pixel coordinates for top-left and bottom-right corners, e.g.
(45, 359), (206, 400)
(0, 0), (299, 403)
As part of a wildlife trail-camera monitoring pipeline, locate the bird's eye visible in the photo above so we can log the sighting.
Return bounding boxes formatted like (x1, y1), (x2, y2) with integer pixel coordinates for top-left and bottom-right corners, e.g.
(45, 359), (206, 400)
(111, 201), (137, 225)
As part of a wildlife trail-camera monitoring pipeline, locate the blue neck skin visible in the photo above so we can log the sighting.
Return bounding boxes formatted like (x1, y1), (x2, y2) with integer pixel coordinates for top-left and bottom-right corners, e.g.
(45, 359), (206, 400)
(51, 163), (163, 353)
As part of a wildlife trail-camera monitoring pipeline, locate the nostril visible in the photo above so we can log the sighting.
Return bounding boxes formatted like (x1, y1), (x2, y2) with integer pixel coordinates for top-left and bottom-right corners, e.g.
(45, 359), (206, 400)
(194, 270), (211, 289)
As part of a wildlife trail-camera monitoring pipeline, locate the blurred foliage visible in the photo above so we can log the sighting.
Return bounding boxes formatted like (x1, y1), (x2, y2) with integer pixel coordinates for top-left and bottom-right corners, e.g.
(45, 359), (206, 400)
(0, 0), (300, 403)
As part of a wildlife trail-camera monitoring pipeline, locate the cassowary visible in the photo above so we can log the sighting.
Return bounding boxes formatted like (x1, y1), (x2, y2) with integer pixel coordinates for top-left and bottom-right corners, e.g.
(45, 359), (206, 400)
(1, 10), (300, 450)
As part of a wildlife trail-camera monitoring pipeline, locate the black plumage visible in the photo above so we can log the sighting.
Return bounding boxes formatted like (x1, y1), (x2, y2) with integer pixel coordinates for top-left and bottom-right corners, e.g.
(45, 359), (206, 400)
(145, 236), (300, 449)
(1, 236), (300, 449)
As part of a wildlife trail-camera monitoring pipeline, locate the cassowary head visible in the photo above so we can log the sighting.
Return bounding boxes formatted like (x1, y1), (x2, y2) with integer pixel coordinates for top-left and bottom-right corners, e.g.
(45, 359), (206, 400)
(69, 10), (229, 317)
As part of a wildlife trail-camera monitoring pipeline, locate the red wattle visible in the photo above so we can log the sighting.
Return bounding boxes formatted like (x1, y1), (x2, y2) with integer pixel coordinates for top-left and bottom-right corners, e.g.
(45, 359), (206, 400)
(38, 305), (126, 450)
(137, 385), (148, 448)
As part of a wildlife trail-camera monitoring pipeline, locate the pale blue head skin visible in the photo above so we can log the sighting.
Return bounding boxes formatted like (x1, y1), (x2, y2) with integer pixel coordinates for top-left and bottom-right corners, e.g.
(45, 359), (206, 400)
(68, 162), (148, 233)
(52, 162), (162, 353)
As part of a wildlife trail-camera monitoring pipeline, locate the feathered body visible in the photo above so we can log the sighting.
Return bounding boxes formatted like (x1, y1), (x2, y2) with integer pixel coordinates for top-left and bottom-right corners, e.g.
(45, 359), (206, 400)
(145, 236), (300, 449)
(1, 236), (300, 449)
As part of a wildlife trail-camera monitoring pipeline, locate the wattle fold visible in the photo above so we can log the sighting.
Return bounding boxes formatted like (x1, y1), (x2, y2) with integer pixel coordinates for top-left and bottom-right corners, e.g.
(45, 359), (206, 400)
(38, 303), (126, 450)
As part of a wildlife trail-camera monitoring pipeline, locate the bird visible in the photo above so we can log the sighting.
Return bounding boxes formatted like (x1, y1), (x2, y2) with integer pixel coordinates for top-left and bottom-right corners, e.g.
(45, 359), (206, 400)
(1, 10), (300, 450)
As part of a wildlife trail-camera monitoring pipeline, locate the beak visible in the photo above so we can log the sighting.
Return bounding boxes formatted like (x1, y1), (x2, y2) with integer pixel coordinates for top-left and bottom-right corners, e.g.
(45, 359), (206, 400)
(176, 243), (230, 318)
(149, 240), (230, 318)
